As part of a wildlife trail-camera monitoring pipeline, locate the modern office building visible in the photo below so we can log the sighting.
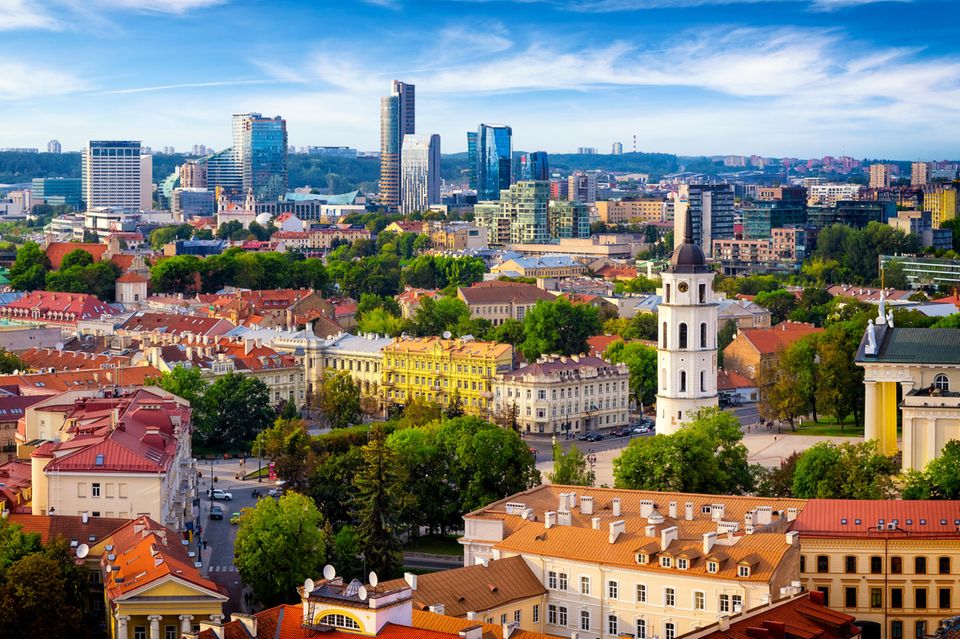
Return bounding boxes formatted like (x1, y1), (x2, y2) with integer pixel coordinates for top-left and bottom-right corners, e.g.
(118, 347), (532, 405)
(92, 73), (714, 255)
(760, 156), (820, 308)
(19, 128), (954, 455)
(568, 172), (598, 204)
(400, 134), (440, 214)
(474, 124), (513, 201)
(171, 188), (215, 218)
(807, 200), (895, 229)
(806, 183), (862, 206)
(921, 184), (957, 228)
(31, 177), (81, 208)
(518, 151), (549, 181)
(673, 183), (735, 257)
(380, 80), (415, 211)
(611, 142), (623, 155)
(741, 201), (807, 240)
(203, 147), (243, 195)
(869, 163), (891, 189)
(234, 113), (288, 202)
(467, 131), (478, 189)
(475, 181), (590, 246)
(911, 161), (930, 186)
(46, 139), (61, 154)
(81, 140), (152, 211)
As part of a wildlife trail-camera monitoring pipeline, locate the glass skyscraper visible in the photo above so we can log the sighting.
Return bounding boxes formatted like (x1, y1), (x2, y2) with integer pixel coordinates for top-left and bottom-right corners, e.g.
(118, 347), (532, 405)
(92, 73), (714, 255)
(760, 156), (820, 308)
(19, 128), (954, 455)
(474, 124), (512, 201)
(400, 134), (440, 214)
(518, 151), (549, 181)
(379, 81), (415, 212)
(467, 131), (478, 189)
(235, 113), (288, 202)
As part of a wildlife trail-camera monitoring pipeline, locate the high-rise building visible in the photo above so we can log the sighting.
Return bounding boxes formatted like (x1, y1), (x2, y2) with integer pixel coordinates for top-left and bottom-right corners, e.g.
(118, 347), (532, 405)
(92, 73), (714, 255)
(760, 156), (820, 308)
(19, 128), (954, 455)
(234, 113), (288, 202)
(548, 200), (590, 239)
(81, 140), (151, 211)
(31, 177), (81, 207)
(567, 172), (597, 204)
(475, 181), (590, 246)
(466, 131), (478, 190)
(379, 81), (415, 211)
(577, 147), (598, 155)
(611, 142), (623, 155)
(517, 151), (549, 181)
(400, 134), (440, 214)
(474, 124), (512, 201)
(47, 139), (61, 154)
(203, 148), (242, 195)
(673, 183), (735, 257)
(869, 163), (891, 188)
(912, 161), (930, 186)
(179, 160), (207, 189)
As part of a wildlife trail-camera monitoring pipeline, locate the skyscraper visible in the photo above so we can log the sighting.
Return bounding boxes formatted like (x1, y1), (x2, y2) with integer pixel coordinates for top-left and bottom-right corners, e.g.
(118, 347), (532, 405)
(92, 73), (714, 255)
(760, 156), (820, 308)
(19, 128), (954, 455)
(379, 81), (415, 211)
(47, 139), (61, 154)
(400, 134), (441, 214)
(568, 172), (597, 204)
(912, 162), (930, 186)
(81, 140), (152, 211)
(611, 142), (623, 155)
(518, 151), (549, 181)
(673, 183), (735, 257)
(869, 163), (891, 188)
(234, 113), (288, 202)
(467, 131), (478, 189)
(474, 124), (512, 201)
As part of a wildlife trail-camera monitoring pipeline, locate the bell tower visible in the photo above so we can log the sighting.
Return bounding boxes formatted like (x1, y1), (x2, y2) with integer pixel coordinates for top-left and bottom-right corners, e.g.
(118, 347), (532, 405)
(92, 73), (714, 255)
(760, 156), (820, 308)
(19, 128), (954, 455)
(655, 206), (719, 434)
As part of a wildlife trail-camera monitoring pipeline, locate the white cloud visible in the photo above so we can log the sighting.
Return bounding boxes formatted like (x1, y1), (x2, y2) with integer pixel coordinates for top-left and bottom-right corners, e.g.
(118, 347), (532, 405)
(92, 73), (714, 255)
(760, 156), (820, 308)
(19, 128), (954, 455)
(79, 0), (227, 13)
(102, 79), (276, 94)
(0, 0), (59, 30)
(0, 58), (89, 99)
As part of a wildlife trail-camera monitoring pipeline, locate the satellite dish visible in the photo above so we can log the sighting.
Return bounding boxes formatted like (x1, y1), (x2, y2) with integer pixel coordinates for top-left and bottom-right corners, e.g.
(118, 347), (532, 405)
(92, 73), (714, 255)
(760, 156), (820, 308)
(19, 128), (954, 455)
(104, 565), (112, 573)
(442, 331), (452, 340)
(55, 342), (64, 352)
(358, 586), (368, 601)
(369, 571), (378, 587)
(322, 564), (335, 581)
(304, 578), (315, 593)
(76, 543), (89, 559)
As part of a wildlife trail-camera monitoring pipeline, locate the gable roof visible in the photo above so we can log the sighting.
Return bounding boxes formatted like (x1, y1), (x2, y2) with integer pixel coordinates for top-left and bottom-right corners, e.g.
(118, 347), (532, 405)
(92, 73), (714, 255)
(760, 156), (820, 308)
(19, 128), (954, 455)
(16, 347), (131, 372)
(856, 327), (960, 365)
(5, 513), (129, 548)
(119, 312), (236, 337)
(1, 290), (114, 323)
(45, 242), (109, 269)
(718, 369), (756, 391)
(458, 281), (554, 305)
(411, 556), (545, 618)
(0, 365), (161, 395)
(736, 322), (822, 356)
(684, 592), (859, 639)
(792, 499), (960, 538)
(412, 610), (563, 639)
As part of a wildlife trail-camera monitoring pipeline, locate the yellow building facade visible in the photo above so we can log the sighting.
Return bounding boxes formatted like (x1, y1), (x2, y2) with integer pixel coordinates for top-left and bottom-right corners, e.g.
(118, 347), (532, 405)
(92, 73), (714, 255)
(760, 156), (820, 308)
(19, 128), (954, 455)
(922, 186), (957, 228)
(381, 337), (514, 415)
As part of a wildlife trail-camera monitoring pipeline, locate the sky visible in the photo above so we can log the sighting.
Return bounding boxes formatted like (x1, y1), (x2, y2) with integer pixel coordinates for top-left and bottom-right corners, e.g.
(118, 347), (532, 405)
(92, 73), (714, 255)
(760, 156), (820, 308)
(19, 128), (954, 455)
(0, 0), (958, 158)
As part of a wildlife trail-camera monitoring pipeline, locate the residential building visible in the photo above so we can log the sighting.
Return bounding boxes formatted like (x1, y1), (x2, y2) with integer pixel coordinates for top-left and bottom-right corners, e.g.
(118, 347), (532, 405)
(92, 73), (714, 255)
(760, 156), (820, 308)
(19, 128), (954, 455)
(235, 113), (288, 202)
(869, 163), (891, 189)
(118, 312), (236, 338)
(396, 287), (441, 319)
(596, 199), (666, 224)
(492, 354), (629, 435)
(491, 255), (587, 279)
(912, 161), (930, 186)
(806, 184), (862, 207)
(755, 186), (806, 202)
(722, 321), (823, 385)
(474, 124), (513, 201)
(717, 298), (772, 330)
(476, 181), (549, 245)
(272, 225), (372, 255)
(888, 210), (953, 250)
(741, 202), (806, 240)
(409, 556), (547, 633)
(793, 499), (960, 639)
(922, 185), (957, 228)
(549, 200), (591, 239)
(458, 281), (555, 326)
(82, 141), (152, 211)
(315, 332), (393, 400)
(549, 178), (569, 201)
(717, 368), (758, 403)
(380, 80), (415, 211)
(612, 142), (623, 155)
(400, 134), (441, 214)
(568, 172), (598, 204)
(656, 210), (719, 434)
(518, 151), (549, 181)
(47, 139), (61, 153)
(27, 388), (197, 531)
(179, 160), (207, 188)
(0, 366), (160, 396)
(31, 177), (82, 208)
(0, 290), (114, 328)
(461, 485), (807, 639)
(381, 336), (514, 415)
(714, 229), (807, 277)
(430, 221), (488, 250)
(673, 184), (735, 257)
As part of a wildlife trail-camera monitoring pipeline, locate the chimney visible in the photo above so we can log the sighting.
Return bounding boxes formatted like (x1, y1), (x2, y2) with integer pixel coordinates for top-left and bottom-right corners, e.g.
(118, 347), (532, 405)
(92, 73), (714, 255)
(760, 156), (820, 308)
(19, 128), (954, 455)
(82, 511), (89, 524)
(809, 590), (825, 605)
(198, 620), (223, 639)
(685, 502), (694, 521)
(645, 524), (656, 537)
(703, 532), (717, 554)
(718, 617), (730, 632)
(404, 572), (418, 590)
(592, 517), (601, 530)
(612, 497), (621, 517)
(608, 520), (625, 544)
(568, 492), (577, 508)
(785, 531), (799, 545)
(458, 626), (484, 639)
(639, 500), (653, 518)
(429, 604), (446, 615)
(466, 612), (477, 621)
(786, 507), (798, 522)
(711, 503), (726, 521)
(668, 501), (677, 519)
(755, 506), (772, 526)
(557, 510), (572, 526)
(580, 496), (594, 515)
(503, 622), (519, 639)
(660, 525), (678, 551)
(763, 621), (786, 639)
(244, 339), (253, 355)
(231, 613), (257, 638)
(545, 511), (556, 529)
(558, 493), (569, 512)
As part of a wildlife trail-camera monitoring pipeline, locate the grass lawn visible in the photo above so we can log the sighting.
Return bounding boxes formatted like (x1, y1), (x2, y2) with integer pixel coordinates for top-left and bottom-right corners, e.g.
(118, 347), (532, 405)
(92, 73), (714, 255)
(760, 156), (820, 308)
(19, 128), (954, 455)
(405, 534), (463, 556)
(783, 417), (864, 437)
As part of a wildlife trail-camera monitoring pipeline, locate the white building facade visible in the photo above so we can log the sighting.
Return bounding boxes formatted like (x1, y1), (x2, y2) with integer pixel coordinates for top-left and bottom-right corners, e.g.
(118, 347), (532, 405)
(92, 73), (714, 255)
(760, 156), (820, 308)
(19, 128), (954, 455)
(81, 140), (152, 211)
(400, 134), (440, 214)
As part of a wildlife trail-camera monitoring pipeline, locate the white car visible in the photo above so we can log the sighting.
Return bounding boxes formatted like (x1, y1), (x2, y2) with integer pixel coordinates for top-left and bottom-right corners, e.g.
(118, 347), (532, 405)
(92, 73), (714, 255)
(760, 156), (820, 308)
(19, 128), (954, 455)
(210, 489), (233, 501)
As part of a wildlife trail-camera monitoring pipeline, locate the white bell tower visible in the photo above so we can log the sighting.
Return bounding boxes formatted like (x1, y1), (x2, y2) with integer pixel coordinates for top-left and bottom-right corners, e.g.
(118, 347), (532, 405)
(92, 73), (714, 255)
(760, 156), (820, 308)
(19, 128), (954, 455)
(655, 207), (719, 434)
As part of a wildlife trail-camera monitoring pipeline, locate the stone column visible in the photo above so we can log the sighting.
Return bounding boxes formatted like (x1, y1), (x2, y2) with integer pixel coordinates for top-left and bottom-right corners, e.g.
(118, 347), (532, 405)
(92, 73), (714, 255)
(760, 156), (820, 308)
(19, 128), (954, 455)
(179, 615), (194, 635)
(863, 381), (879, 443)
(148, 615), (162, 639)
(117, 616), (131, 639)
(881, 381), (899, 456)
(902, 414), (914, 472)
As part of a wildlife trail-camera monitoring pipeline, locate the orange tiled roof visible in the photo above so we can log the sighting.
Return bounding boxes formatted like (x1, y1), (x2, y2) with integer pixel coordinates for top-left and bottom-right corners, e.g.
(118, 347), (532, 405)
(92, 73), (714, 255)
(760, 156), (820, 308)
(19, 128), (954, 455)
(116, 271), (149, 284)
(413, 610), (563, 639)
(412, 556), (545, 618)
(717, 369), (756, 390)
(16, 347), (131, 372)
(6, 513), (129, 548)
(737, 322), (823, 356)
(586, 334), (623, 357)
(384, 336), (512, 360)
(689, 592), (859, 639)
(45, 242), (108, 269)
(0, 365), (161, 394)
(792, 499), (960, 538)
(1, 290), (114, 324)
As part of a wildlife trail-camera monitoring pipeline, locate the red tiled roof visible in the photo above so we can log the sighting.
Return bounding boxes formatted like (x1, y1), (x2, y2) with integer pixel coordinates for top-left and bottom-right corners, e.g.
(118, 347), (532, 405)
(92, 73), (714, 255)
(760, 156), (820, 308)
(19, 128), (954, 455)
(116, 271), (149, 284)
(738, 322), (823, 355)
(1, 290), (114, 324)
(718, 368), (756, 390)
(691, 592), (859, 639)
(119, 312), (235, 336)
(0, 365), (161, 394)
(792, 499), (960, 538)
(45, 242), (108, 269)
(586, 334), (627, 357)
(0, 459), (33, 511)
(5, 513), (130, 546)
(16, 347), (131, 372)
(110, 254), (136, 271)
(459, 281), (554, 305)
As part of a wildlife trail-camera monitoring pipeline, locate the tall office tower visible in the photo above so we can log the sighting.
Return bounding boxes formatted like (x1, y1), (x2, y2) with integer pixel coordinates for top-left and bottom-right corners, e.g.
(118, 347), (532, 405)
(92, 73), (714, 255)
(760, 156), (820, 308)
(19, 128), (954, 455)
(912, 162), (930, 186)
(47, 139), (61, 154)
(379, 81), (415, 211)
(204, 148), (242, 195)
(180, 160), (207, 189)
(233, 113), (288, 202)
(549, 178), (569, 201)
(518, 151), (549, 181)
(400, 134), (441, 214)
(673, 183), (735, 258)
(611, 142), (623, 155)
(81, 140), (151, 211)
(568, 172), (597, 204)
(869, 163), (891, 188)
(467, 131), (478, 189)
(474, 124), (513, 201)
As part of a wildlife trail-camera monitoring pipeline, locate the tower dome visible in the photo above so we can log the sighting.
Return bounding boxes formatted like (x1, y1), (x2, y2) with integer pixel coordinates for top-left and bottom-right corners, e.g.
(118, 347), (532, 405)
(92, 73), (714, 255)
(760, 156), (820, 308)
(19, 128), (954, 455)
(670, 203), (710, 273)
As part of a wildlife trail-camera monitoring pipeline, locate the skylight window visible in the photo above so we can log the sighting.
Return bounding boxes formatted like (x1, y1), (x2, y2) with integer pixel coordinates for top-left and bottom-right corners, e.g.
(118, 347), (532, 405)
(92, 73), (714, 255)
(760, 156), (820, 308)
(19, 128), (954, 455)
(95, 454), (104, 466)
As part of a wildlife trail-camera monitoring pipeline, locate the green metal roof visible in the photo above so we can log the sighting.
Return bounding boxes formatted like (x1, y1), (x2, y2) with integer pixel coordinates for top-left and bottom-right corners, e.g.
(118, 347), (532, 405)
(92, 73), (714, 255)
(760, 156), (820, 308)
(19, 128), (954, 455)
(871, 328), (960, 364)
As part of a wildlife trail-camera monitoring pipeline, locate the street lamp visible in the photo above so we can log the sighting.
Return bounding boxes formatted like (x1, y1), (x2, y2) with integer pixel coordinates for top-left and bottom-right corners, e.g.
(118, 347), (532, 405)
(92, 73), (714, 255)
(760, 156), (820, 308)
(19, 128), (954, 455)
(257, 439), (262, 483)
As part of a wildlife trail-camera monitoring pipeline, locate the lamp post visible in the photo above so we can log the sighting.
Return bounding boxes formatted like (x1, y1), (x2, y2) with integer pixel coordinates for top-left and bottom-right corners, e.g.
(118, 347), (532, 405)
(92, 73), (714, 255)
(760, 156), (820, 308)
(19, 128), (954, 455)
(257, 439), (262, 483)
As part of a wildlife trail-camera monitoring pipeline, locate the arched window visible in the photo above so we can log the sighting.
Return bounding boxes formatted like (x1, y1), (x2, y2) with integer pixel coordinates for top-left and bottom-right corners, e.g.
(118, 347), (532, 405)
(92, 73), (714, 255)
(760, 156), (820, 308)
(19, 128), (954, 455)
(700, 322), (707, 348)
(679, 371), (687, 392)
(934, 374), (949, 392)
(665, 284), (671, 303)
(679, 323), (688, 349)
(662, 322), (668, 349)
(698, 283), (706, 304)
(700, 370), (705, 392)
(317, 614), (361, 631)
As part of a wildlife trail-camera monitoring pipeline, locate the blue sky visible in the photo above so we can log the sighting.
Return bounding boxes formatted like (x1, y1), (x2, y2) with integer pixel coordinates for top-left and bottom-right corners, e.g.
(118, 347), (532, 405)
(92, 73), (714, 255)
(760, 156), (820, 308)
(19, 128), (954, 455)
(0, 0), (957, 158)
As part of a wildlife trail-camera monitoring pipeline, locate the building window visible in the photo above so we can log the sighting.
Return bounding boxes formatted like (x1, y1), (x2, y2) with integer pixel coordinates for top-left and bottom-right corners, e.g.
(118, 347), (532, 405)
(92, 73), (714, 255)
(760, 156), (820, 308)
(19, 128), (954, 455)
(134, 628), (146, 639)
(665, 284), (671, 303)
(660, 556), (672, 568)
(608, 615), (618, 636)
(800, 555), (805, 573)
(501, 615), (508, 625)
(940, 588), (951, 609)
(940, 557), (951, 574)
(738, 565), (750, 578)
(608, 580), (618, 599)
(892, 588), (903, 609)
(699, 284), (706, 304)
(871, 588), (882, 608)
(559, 573), (568, 591)
(694, 591), (705, 610)
(720, 595), (730, 613)
(700, 370), (705, 392)
(679, 372), (686, 393)
(845, 556), (857, 573)
(891, 621), (903, 639)
(548, 571), (557, 589)
(662, 322), (668, 348)
(665, 588), (676, 607)
(845, 587), (857, 608)
(891, 556), (902, 574)
(580, 611), (590, 632)
(707, 561), (718, 574)
(870, 556), (882, 574)
(636, 619), (646, 639)
(548, 605), (557, 626)
(915, 556), (927, 575)
(165, 626), (177, 639)
(916, 588), (927, 609)
(733, 595), (743, 611)
(679, 323), (688, 349)
(514, 610), (521, 624)
(533, 605), (539, 624)
(559, 607), (567, 627)
(934, 374), (950, 391)
(816, 555), (829, 573)
(636, 584), (647, 603)
(580, 576), (590, 595)
(916, 622), (927, 639)
(665, 622), (676, 639)
(317, 614), (361, 631)
(92, 483), (101, 498)
(700, 322), (707, 348)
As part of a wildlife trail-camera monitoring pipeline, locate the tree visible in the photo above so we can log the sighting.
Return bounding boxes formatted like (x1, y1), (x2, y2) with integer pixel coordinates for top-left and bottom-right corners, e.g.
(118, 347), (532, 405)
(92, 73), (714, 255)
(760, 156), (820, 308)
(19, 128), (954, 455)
(234, 492), (329, 607)
(791, 441), (896, 499)
(547, 443), (594, 486)
(754, 289), (797, 324)
(614, 408), (756, 494)
(356, 293), (401, 321)
(613, 276), (659, 294)
(717, 319), (737, 366)
(254, 418), (311, 491)
(816, 324), (865, 427)
(352, 426), (407, 579)
(902, 440), (960, 499)
(313, 372), (361, 430)
(0, 348), (26, 374)
(150, 255), (203, 294)
(520, 297), (601, 360)
(411, 296), (472, 337)
(605, 341), (657, 406)
(357, 307), (407, 337)
(399, 397), (442, 428)
(150, 365), (209, 434)
(9, 242), (50, 291)
(0, 519), (41, 577)
(59, 248), (93, 270)
(755, 451), (801, 498)
(388, 426), (459, 535)
(488, 319), (526, 346)
(46, 260), (121, 302)
(444, 389), (465, 419)
(759, 336), (818, 428)
(202, 373), (274, 451)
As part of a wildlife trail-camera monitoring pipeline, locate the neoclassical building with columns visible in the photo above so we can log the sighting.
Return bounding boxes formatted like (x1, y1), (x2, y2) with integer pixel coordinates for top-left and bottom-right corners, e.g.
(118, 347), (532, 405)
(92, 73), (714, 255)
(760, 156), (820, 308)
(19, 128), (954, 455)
(856, 304), (960, 471)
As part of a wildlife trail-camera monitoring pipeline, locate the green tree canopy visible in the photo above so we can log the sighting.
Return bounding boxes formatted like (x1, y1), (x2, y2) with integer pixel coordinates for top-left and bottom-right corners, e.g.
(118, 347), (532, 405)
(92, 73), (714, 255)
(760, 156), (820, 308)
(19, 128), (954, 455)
(202, 372), (275, 451)
(791, 440), (896, 499)
(352, 425), (407, 579)
(9, 242), (51, 291)
(547, 443), (595, 486)
(313, 372), (362, 430)
(520, 297), (601, 360)
(902, 440), (960, 499)
(605, 340), (657, 406)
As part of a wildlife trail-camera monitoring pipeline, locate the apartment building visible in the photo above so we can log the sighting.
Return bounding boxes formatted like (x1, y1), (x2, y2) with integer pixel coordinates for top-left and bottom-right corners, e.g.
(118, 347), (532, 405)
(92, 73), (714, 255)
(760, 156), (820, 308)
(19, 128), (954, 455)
(381, 336), (514, 415)
(491, 354), (629, 435)
(461, 485), (807, 639)
(458, 281), (554, 326)
(921, 185), (957, 229)
(271, 226), (372, 254)
(430, 221), (488, 250)
(793, 500), (960, 639)
(806, 184), (862, 207)
(596, 199), (666, 225)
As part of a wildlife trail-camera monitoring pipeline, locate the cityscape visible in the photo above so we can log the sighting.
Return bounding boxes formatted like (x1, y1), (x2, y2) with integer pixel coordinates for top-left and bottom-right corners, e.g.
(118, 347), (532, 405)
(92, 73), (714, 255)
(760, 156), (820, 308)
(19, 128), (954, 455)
(1, 2), (960, 639)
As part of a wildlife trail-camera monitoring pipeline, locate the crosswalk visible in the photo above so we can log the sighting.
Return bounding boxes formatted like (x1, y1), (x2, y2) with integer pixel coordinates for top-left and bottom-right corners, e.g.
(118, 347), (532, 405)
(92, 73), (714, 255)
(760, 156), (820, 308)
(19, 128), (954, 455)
(208, 565), (238, 573)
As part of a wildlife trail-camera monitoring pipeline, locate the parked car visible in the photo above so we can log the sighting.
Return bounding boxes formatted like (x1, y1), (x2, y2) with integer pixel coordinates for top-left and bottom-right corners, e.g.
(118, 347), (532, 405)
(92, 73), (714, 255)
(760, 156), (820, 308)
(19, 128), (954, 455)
(610, 427), (631, 437)
(210, 504), (224, 520)
(209, 489), (233, 501)
(578, 431), (604, 442)
(632, 423), (654, 434)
